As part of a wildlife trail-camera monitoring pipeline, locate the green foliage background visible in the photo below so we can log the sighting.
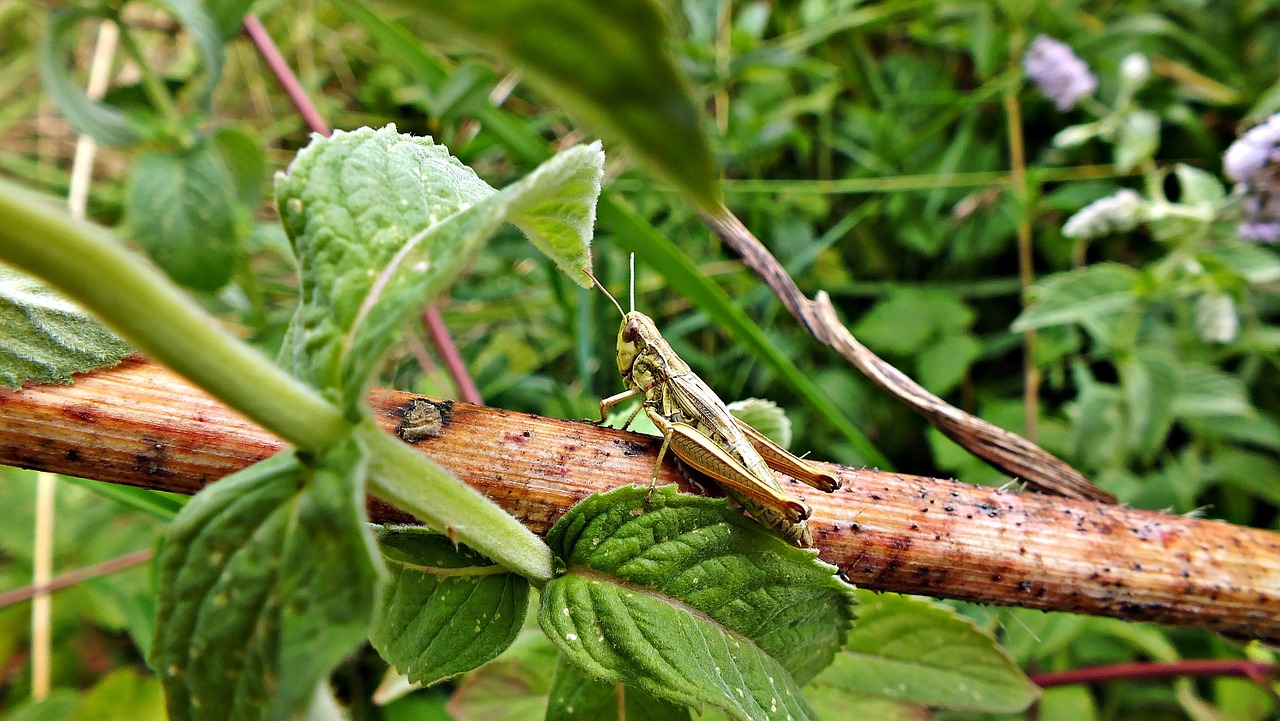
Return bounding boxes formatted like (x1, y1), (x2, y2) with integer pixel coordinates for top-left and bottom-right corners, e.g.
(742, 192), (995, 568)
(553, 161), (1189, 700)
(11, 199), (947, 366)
(1, 0), (1278, 719)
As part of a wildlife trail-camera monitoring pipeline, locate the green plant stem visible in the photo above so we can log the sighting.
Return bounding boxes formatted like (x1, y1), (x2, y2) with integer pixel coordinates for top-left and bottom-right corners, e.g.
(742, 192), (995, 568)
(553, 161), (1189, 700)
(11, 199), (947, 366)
(1004, 33), (1039, 444)
(0, 179), (555, 582)
(358, 422), (554, 583)
(0, 179), (346, 447)
(115, 22), (187, 143)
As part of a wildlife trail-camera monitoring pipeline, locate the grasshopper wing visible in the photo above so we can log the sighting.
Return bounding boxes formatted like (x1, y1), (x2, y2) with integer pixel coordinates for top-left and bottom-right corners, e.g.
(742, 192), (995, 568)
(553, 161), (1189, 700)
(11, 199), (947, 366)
(732, 416), (841, 492)
(650, 412), (811, 524)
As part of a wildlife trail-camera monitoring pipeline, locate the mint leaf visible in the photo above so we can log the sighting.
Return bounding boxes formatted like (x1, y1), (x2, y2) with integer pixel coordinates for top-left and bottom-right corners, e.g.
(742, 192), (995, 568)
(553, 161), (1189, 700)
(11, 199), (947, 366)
(151, 442), (382, 721)
(1012, 263), (1139, 345)
(446, 630), (559, 721)
(126, 143), (241, 292)
(546, 656), (691, 721)
(726, 398), (792, 449)
(1120, 349), (1178, 462)
(0, 265), (131, 388)
(808, 591), (1038, 713)
(275, 125), (601, 408)
(538, 486), (855, 721)
(395, 0), (720, 210)
(1173, 362), (1252, 419)
(371, 527), (530, 686)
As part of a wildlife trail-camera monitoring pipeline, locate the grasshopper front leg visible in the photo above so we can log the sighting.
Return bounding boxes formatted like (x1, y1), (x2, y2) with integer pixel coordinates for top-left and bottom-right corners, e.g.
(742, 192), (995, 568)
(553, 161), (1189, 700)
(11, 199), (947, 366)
(595, 387), (644, 429)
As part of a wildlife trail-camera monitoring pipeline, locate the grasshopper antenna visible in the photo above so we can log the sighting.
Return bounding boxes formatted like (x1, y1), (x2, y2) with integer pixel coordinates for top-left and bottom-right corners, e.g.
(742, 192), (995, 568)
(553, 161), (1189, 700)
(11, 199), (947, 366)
(583, 266), (625, 319)
(629, 253), (636, 313)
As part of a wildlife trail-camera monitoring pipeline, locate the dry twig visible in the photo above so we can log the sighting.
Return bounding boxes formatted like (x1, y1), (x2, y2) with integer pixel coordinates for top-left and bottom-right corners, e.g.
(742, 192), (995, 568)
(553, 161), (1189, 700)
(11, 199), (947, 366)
(700, 206), (1117, 504)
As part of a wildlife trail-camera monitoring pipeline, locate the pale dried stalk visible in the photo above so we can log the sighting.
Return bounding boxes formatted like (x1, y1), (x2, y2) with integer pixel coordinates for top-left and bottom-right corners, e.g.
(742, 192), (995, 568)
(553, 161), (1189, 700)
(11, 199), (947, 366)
(700, 206), (1117, 504)
(1, 358), (1277, 642)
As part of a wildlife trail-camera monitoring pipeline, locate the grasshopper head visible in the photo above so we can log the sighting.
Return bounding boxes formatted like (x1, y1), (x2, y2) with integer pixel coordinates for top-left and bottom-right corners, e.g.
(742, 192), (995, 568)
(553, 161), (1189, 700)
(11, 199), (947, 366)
(616, 311), (658, 376)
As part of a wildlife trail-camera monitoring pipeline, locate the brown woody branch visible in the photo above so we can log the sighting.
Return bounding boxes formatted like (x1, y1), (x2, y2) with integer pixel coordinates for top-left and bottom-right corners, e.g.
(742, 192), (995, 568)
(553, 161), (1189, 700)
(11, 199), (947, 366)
(1, 357), (1278, 642)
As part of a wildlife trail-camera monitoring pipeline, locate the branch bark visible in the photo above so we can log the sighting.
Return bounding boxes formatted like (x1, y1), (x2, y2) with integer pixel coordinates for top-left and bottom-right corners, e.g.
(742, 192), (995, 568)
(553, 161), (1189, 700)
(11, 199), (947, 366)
(1, 358), (1278, 642)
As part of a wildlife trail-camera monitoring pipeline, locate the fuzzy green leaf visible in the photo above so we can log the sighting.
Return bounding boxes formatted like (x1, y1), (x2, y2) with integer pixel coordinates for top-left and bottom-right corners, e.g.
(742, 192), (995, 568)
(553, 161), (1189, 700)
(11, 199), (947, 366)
(538, 486), (855, 721)
(275, 125), (601, 409)
(126, 144), (241, 292)
(0, 265), (131, 388)
(545, 656), (691, 721)
(808, 591), (1038, 713)
(151, 442), (382, 721)
(726, 398), (792, 449)
(391, 0), (720, 209)
(370, 527), (530, 687)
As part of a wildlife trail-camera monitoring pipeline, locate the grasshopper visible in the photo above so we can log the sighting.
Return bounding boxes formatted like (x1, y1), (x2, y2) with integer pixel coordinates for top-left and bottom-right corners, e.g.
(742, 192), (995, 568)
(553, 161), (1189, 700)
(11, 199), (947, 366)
(589, 265), (839, 547)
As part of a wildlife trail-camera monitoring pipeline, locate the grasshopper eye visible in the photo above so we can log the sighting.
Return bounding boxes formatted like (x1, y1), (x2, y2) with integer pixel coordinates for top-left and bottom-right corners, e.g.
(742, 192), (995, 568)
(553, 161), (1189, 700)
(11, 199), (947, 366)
(622, 320), (640, 342)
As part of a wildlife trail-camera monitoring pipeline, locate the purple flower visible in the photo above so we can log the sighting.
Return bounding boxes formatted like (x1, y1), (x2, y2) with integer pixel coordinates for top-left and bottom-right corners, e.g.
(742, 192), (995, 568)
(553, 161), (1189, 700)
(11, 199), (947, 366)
(1224, 114), (1280, 243)
(1224, 115), (1280, 183)
(1023, 35), (1097, 111)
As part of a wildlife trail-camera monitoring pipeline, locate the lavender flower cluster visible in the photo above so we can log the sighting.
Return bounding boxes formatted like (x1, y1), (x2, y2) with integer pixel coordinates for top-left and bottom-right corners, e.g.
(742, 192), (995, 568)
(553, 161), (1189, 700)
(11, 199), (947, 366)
(1023, 35), (1097, 111)
(1224, 114), (1280, 243)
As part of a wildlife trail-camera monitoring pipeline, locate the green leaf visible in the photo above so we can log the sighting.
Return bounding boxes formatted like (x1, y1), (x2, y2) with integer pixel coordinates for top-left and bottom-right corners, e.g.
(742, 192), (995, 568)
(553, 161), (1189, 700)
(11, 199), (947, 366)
(202, 0), (258, 39)
(546, 657), (691, 721)
(803, 689), (929, 721)
(808, 591), (1038, 713)
(371, 527), (530, 686)
(38, 7), (140, 146)
(1173, 362), (1252, 419)
(152, 0), (225, 113)
(1, 690), (82, 721)
(211, 126), (267, 209)
(275, 125), (601, 408)
(916, 333), (981, 396)
(1038, 686), (1099, 721)
(1173, 163), (1225, 207)
(726, 398), (792, 449)
(1120, 349), (1178, 462)
(126, 143), (241, 292)
(1012, 263), (1139, 345)
(1200, 243), (1280, 285)
(538, 486), (855, 721)
(151, 442), (383, 721)
(0, 265), (131, 388)
(1114, 109), (1160, 173)
(390, 0), (720, 209)
(70, 670), (165, 721)
(854, 290), (975, 355)
(445, 630), (559, 721)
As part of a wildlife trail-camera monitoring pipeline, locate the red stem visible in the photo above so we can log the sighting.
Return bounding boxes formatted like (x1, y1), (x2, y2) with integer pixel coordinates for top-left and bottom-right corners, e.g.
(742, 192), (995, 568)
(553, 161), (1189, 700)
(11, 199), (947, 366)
(242, 15), (330, 137)
(241, 13), (482, 404)
(423, 306), (484, 405)
(1031, 660), (1277, 688)
(0, 549), (155, 609)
